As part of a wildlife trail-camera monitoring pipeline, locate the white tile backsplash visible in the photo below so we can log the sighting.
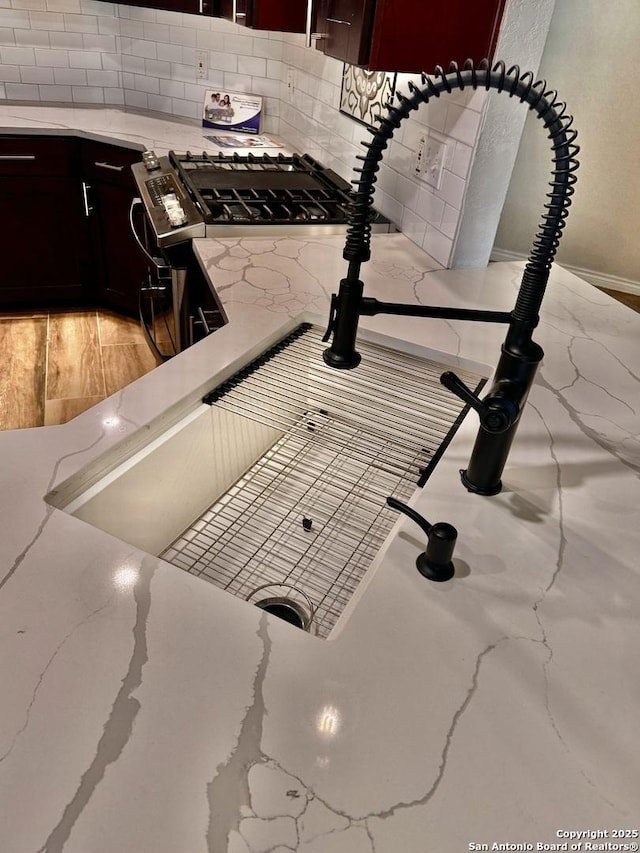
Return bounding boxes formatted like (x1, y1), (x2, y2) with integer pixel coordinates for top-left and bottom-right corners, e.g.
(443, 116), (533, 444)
(0, 0), (490, 265)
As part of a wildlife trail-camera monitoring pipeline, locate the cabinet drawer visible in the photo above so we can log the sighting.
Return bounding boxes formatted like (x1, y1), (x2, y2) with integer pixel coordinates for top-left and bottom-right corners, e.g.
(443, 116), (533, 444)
(0, 136), (77, 176)
(81, 141), (143, 188)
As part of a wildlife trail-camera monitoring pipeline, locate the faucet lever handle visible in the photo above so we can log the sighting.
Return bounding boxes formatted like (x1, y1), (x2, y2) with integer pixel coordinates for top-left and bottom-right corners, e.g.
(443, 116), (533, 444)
(440, 371), (516, 434)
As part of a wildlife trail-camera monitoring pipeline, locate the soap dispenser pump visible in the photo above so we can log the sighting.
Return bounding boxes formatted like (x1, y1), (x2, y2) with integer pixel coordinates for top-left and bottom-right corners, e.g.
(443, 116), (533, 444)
(386, 496), (457, 582)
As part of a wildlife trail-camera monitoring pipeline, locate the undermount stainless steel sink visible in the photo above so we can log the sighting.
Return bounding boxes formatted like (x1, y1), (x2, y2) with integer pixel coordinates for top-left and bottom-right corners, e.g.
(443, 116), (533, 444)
(54, 324), (486, 639)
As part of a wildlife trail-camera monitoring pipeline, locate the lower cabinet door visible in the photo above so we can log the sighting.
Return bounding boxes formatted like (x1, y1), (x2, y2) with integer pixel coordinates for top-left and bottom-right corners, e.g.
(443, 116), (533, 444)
(0, 175), (90, 308)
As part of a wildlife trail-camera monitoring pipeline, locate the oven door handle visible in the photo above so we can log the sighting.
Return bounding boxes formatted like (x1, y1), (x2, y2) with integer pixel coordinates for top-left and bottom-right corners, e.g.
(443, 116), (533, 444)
(129, 197), (169, 273)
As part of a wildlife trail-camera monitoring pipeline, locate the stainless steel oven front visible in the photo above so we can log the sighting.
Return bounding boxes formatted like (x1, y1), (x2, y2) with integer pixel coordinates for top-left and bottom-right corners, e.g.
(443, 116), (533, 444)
(128, 197), (223, 360)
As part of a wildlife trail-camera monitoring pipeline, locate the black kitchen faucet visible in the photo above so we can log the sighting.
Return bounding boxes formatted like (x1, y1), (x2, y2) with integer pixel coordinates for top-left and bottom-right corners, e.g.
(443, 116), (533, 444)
(322, 60), (579, 496)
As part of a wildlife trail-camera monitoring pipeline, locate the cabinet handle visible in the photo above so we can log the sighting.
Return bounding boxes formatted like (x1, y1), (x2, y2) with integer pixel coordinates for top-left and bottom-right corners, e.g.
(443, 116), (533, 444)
(305, 0), (325, 46)
(0, 154), (37, 160)
(81, 181), (94, 217)
(94, 161), (125, 172)
(326, 17), (351, 25)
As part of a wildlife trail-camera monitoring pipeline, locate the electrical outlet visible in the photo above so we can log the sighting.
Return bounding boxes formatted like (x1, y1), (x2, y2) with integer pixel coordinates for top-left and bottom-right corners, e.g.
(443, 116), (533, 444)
(285, 67), (295, 103)
(421, 135), (449, 190)
(414, 136), (426, 175)
(196, 50), (208, 80)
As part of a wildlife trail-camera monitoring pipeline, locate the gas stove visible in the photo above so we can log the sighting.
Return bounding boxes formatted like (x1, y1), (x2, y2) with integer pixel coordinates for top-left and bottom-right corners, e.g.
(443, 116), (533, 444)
(131, 149), (391, 247)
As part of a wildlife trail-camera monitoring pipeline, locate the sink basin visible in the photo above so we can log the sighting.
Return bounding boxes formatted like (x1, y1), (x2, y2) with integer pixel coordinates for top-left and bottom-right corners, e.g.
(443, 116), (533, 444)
(56, 324), (486, 638)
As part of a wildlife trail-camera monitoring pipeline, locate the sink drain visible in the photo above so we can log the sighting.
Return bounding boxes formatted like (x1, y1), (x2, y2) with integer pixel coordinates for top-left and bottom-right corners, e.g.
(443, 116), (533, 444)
(246, 583), (315, 632)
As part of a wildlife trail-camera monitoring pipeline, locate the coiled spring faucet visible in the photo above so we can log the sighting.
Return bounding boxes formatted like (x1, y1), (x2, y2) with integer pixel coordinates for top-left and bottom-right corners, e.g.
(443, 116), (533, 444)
(322, 59), (579, 495)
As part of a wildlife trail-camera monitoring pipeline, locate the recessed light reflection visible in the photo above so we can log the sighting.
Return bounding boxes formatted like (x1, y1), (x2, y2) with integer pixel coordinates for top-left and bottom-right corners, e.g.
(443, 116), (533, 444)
(113, 566), (139, 591)
(102, 416), (121, 429)
(317, 705), (341, 738)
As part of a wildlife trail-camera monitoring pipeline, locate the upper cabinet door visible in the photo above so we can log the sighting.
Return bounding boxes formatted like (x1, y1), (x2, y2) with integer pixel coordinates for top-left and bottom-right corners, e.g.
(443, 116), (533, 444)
(314, 0), (507, 73)
(214, 0), (307, 32)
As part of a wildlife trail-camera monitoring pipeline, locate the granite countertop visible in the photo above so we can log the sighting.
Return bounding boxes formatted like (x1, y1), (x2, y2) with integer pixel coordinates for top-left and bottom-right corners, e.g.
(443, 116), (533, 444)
(1, 108), (639, 852)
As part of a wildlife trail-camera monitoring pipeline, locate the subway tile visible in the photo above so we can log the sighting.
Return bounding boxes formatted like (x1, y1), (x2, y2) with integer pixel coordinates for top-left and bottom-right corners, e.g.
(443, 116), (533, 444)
(416, 187), (445, 227)
(13, 0), (46, 8)
(53, 67), (86, 84)
(123, 87), (148, 109)
(20, 65), (54, 83)
(155, 9), (182, 27)
(444, 102), (482, 146)
(400, 207), (427, 245)
(101, 52), (122, 71)
(103, 86), (124, 104)
(156, 42), (182, 64)
(119, 18), (144, 39)
(86, 68), (119, 87)
(147, 93), (172, 113)
(30, 10), (64, 30)
(121, 71), (134, 89)
(81, 0), (116, 13)
(211, 51), (237, 74)
(82, 32), (116, 51)
(122, 54), (145, 74)
(0, 27), (15, 43)
(71, 84), (105, 103)
(0, 84), (5, 98)
(48, 0), (82, 12)
(159, 78), (185, 99)
(0, 10), (30, 28)
(69, 50), (103, 69)
(39, 83), (72, 100)
(0, 65), (21, 83)
(144, 58), (170, 78)
(14, 28), (51, 46)
(5, 81), (40, 99)
(35, 48), (69, 68)
(449, 141), (473, 179)
(170, 97), (199, 119)
(63, 13), (99, 34)
(134, 73), (159, 95)
(238, 55), (266, 77)
(436, 169), (466, 209)
(143, 21), (169, 42)
(97, 15), (119, 36)
(169, 25), (196, 47)
(1, 45), (35, 64)
(129, 38), (156, 59)
(126, 5), (156, 23)
(252, 37), (282, 60)
(422, 226), (453, 267)
(440, 203), (459, 239)
(48, 30), (83, 48)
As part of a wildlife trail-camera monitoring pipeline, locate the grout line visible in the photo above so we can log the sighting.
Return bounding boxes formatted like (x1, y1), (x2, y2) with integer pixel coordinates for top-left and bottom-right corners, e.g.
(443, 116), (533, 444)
(43, 313), (51, 426)
(96, 311), (108, 399)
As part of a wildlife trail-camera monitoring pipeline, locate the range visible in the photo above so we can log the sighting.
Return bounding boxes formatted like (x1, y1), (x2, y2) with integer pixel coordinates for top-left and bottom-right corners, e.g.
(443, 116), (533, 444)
(129, 149), (392, 357)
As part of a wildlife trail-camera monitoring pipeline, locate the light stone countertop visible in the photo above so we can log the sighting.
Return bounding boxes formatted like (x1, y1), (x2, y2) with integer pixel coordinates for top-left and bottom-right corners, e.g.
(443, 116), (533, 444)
(1, 107), (639, 852)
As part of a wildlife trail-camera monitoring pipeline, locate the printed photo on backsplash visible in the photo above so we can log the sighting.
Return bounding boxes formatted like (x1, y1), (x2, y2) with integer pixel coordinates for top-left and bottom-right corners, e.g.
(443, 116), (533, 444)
(202, 91), (263, 134)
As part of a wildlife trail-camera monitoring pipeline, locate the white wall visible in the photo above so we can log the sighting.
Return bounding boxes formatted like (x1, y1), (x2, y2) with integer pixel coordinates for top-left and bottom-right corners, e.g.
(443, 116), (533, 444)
(493, 0), (640, 291)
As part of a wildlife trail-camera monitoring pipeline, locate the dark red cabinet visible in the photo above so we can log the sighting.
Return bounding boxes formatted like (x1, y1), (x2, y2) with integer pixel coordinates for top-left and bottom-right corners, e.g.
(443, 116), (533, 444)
(0, 136), (147, 316)
(81, 141), (149, 317)
(214, 0), (307, 32)
(0, 137), (90, 309)
(313, 0), (507, 72)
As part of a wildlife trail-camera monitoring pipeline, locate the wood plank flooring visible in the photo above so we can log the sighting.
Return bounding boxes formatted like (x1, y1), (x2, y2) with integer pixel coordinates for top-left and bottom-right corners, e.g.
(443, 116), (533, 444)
(0, 310), (158, 430)
(1, 286), (638, 432)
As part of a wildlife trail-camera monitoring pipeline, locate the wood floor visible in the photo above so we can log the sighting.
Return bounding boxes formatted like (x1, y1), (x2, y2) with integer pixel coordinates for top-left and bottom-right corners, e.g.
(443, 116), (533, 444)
(0, 309), (158, 430)
(1, 287), (638, 432)
(600, 287), (640, 313)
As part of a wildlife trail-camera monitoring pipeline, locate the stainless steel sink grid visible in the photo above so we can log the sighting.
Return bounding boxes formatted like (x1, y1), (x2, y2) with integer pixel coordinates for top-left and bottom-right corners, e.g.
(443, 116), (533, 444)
(161, 324), (485, 638)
